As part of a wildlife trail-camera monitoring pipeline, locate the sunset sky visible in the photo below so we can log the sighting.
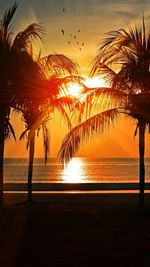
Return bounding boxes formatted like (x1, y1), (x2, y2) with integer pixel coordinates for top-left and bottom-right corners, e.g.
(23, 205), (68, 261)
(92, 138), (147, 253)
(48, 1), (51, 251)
(1, 0), (150, 158)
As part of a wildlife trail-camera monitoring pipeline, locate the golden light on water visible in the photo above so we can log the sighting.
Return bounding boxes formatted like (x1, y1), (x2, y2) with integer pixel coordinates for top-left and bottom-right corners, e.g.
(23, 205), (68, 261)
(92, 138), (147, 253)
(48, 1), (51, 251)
(62, 158), (85, 183)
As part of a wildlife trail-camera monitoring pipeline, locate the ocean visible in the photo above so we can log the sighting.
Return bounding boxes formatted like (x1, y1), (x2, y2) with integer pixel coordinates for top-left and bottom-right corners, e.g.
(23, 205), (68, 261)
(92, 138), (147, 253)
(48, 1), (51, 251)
(4, 157), (150, 184)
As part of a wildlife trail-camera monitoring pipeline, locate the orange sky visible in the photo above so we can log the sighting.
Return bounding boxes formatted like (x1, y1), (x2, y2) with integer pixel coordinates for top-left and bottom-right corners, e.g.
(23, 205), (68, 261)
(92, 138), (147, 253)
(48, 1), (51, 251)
(5, 112), (150, 158)
(2, 0), (150, 158)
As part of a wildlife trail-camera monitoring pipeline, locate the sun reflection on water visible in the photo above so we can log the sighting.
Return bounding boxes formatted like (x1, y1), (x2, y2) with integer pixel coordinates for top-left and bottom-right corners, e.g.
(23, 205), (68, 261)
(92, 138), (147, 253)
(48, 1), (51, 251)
(62, 158), (85, 183)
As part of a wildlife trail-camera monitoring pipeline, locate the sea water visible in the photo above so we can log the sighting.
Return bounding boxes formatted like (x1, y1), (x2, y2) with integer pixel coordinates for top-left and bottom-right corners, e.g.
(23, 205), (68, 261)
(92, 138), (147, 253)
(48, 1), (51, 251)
(3, 157), (150, 184)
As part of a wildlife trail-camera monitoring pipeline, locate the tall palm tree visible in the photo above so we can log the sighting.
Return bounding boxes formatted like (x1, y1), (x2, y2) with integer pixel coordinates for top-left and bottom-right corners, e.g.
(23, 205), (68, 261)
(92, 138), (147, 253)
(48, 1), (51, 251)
(59, 19), (150, 208)
(19, 48), (80, 201)
(19, 102), (50, 202)
(0, 2), (44, 206)
(20, 93), (77, 202)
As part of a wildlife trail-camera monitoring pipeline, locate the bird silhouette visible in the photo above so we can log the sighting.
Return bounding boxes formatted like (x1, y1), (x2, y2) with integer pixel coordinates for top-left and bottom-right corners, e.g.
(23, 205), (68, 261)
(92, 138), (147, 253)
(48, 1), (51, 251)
(63, 8), (65, 12)
(61, 29), (64, 35)
(68, 41), (70, 44)
(82, 43), (84, 46)
(77, 42), (79, 45)
(74, 35), (76, 39)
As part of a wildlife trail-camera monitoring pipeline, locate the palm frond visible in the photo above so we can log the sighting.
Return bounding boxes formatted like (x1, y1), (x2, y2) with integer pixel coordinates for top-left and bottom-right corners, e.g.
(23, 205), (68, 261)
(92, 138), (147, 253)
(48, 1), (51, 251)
(12, 23), (44, 50)
(67, 100), (85, 125)
(40, 54), (79, 76)
(142, 15), (146, 49)
(1, 2), (17, 32)
(58, 108), (119, 166)
(52, 95), (75, 108)
(91, 62), (132, 93)
(2, 114), (16, 140)
(21, 105), (49, 146)
(54, 102), (72, 130)
(46, 75), (84, 97)
(95, 25), (146, 71)
(134, 122), (139, 138)
(81, 86), (124, 114)
(101, 28), (134, 52)
(91, 60), (117, 85)
(19, 129), (29, 140)
(42, 125), (50, 165)
(7, 120), (16, 140)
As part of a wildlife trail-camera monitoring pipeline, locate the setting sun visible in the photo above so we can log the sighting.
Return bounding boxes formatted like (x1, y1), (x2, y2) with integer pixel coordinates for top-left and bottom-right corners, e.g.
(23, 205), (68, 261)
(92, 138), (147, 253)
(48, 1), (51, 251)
(84, 77), (108, 88)
(66, 77), (108, 98)
(67, 83), (83, 97)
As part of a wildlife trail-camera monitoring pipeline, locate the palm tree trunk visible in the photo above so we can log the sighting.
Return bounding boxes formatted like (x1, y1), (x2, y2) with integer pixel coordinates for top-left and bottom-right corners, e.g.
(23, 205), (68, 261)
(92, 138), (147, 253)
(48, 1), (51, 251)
(0, 127), (4, 207)
(139, 121), (145, 208)
(28, 133), (35, 202)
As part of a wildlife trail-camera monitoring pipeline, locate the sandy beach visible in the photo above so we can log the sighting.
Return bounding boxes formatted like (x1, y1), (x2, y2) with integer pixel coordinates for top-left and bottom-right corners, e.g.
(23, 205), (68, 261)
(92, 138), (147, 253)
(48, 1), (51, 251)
(0, 193), (150, 267)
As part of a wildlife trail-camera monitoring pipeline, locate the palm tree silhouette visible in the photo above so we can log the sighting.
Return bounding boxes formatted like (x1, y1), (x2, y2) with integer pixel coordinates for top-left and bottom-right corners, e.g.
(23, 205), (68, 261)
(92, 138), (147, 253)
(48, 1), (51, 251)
(19, 102), (50, 202)
(59, 19), (150, 208)
(0, 2), (44, 206)
(19, 48), (79, 201)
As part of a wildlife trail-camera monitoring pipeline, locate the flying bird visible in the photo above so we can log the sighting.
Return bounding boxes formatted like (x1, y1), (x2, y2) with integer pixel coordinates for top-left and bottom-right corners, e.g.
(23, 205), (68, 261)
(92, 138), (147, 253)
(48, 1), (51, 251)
(63, 8), (65, 12)
(61, 29), (64, 35)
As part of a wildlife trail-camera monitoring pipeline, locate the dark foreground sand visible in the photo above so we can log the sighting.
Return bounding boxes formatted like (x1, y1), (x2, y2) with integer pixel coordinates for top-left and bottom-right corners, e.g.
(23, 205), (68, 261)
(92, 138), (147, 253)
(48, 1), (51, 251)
(1, 193), (150, 267)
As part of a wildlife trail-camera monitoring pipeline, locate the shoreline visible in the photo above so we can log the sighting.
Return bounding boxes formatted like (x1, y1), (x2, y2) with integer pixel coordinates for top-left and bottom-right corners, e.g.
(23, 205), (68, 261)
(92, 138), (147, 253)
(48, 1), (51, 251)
(4, 182), (150, 191)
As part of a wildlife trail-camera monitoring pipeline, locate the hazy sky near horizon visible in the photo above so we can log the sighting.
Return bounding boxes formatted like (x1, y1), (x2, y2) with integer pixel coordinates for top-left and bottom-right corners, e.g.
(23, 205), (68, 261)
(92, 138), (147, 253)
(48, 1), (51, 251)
(1, 0), (150, 158)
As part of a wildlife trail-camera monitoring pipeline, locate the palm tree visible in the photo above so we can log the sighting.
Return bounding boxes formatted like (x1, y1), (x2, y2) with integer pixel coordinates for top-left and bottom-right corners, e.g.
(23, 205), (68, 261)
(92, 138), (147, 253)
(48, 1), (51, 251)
(19, 102), (50, 202)
(0, 2), (44, 206)
(19, 49), (80, 201)
(59, 19), (150, 208)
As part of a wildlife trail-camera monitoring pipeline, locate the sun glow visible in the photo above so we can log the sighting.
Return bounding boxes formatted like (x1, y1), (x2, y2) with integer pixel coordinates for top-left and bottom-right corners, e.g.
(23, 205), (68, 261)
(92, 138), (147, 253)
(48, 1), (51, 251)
(84, 77), (108, 88)
(67, 83), (83, 97)
(66, 77), (108, 98)
(62, 158), (85, 183)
